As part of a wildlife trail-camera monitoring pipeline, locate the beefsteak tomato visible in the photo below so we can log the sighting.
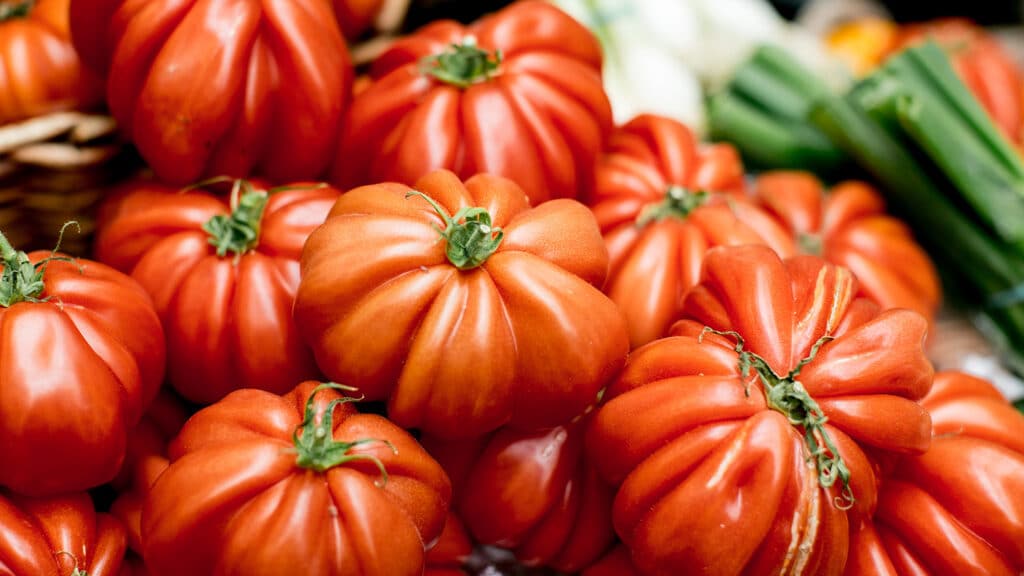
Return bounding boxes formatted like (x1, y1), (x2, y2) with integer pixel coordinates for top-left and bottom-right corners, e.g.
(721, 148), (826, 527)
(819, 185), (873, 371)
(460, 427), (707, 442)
(0, 491), (126, 576)
(586, 244), (934, 576)
(332, 0), (612, 204)
(846, 371), (1024, 575)
(0, 0), (101, 124)
(94, 178), (339, 405)
(423, 418), (615, 572)
(141, 381), (451, 576)
(295, 169), (628, 438)
(0, 232), (165, 495)
(589, 114), (796, 348)
(68, 0), (353, 185)
(753, 171), (941, 325)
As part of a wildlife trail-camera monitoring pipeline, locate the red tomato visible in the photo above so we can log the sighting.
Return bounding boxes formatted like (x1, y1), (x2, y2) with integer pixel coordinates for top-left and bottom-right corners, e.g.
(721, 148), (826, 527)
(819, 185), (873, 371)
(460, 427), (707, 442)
(0, 0), (101, 124)
(425, 514), (473, 576)
(0, 491), (126, 575)
(333, 0), (612, 204)
(0, 234), (165, 496)
(94, 178), (339, 404)
(846, 371), (1024, 575)
(331, 0), (384, 40)
(68, 0), (353, 185)
(141, 381), (451, 576)
(590, 114), (796, 348)
(295, 169), (628, 438)
(893, 19), (1024, 144)
(586, 244), (934, 576)
(754, 171), (941, 326)
(582, 545), (640, 576)
(423, 418), (615, 572)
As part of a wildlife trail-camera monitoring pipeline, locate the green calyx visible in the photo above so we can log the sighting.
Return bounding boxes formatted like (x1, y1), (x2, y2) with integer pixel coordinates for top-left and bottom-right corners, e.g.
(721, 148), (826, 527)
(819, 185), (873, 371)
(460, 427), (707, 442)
(420, 36), (502, 88)
(797, 232), (824, 256)
(703, 327), (855, 509)
(635, 187), (710, 227)
(201, 180), (270, 261)
(0, 222), (78, 308)
(0, 1), (34, 21)
(293, 383), (397, 486)
(406, 190), (504, 270)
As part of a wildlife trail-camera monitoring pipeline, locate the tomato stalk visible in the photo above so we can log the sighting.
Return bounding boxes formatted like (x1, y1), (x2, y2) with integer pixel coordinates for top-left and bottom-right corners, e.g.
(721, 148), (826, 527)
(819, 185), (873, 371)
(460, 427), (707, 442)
(0, 0), (34, 21)
(705, 328), (855, 509)
(293, 383), (397, 487)
(420, 36), (502, 88)
(635, 187), (710, 227)
(202, 180), (270, 262)
(406, 190), (504, 270)
(0, 223), (77, 307)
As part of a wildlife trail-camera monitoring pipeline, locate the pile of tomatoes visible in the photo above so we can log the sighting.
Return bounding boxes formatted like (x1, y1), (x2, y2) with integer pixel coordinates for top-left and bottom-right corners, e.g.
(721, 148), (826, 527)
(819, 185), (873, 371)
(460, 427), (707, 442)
(1, 0), (1022, 574)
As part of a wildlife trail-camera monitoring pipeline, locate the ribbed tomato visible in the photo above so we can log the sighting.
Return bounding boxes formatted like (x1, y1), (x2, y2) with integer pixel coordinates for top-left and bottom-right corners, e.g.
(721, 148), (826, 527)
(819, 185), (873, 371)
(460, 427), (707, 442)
(753, 171), (941, 325)
(0, 233), (165, 495)
(142, 381), (451, 575)
(0, 0), (101, 124)
(589, 114), (796, 348)
(333, 0), (612, 204)
(846, 371), (1024, 575)
(0, 492), (126, 575)
(94, 178), (339, 404)
(587, 244), (934, 576)
(295, 169), (628, 438)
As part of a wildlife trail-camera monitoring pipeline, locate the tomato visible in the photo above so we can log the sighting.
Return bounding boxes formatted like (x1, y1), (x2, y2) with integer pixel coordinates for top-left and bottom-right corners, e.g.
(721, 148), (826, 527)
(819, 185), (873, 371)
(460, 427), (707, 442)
(331, 0), (383, 40)
(589, 114), (796, 348)
(582, 545), (639, 576)
(754, 171), (941, 326)
(0, 0), (101, 124)
(893, 19), (1024, 144)
(423, 418), (615, 572)
(0, 491), (126, 576)
(94, 178), (339, 405)
(425, 514), (473, 576)
(586, 244), (934, 576)
(846, 371), (1024, 575)
(0, 233), (165, 496)
(141, 381), (451, 576)
(295, 169), (628, 438)
(67, 0), (352, 185)
(333, 0), (612, 204)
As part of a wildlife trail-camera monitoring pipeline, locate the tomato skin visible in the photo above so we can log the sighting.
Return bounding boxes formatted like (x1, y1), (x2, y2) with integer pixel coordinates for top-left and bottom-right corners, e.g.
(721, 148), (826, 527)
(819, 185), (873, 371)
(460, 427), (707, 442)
(753, 172), (941, 326)
(581, 545), (640, 576)
(0, 254), (165, 495)
(0, 491), (127, 576)
(295, 169), (628, 438)
(68, 0), (352, 185)
(330, 0), (383, 40)
(141, 381), (451, 576)
(94, 179), (339, 405)
(586, 245), (933, 576)
(590, 114), (795, 348)
(334, 1), (612, 204)
(423, 419), (615, 572)
(845, 371), (1024, 575)
(424, 514), (473, 576)
(0, 0), (102, 124)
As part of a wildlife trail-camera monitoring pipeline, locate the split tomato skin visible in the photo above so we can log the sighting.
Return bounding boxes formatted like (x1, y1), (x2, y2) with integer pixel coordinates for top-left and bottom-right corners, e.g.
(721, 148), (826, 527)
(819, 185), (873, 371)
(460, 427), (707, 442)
(0, 491), (127, 576)
(334, 0), (612, 204)
(94, 179), (340, 405)
(295, 169), (628, 438)
(141, 381), (451, 576)
(845, 371), (1024, 575)
(586, 244), (934, 575)
(0, 254), (165, 496)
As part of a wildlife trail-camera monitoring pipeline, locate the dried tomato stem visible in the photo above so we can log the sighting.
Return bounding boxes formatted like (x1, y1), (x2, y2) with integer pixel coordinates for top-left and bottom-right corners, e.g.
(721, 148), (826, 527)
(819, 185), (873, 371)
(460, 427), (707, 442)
(406, 190), (504, 270)
(420, 36), (502, 88)
(635, 187), (710, 227)
(704, 327), (855, 509)
(293, 384), (396, 487)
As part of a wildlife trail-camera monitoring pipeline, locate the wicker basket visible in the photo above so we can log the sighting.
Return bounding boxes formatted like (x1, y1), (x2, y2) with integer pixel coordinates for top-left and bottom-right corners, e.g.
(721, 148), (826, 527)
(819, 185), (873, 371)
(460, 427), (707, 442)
(0, 112), (141, 257)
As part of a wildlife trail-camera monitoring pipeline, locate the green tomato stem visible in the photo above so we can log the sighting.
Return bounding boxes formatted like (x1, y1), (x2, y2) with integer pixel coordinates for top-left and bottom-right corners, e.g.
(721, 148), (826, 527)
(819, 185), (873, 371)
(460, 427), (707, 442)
(0, 222), (79, 307)
(0, 0), (34, 21)
(406, 190), (504, 270)
(420, 36), (502, 88)
(201, 180), (270, 260)
(635, 187), (710, 228)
